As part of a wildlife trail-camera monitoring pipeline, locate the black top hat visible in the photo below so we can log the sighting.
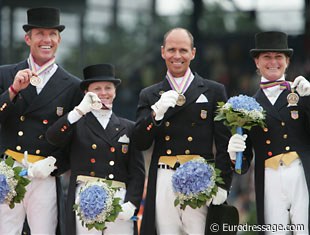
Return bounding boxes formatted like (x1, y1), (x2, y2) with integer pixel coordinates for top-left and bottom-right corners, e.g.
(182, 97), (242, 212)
(250, 31), (293, 58)
(80, 64), (122, 90)
(23, 7), (65, 32)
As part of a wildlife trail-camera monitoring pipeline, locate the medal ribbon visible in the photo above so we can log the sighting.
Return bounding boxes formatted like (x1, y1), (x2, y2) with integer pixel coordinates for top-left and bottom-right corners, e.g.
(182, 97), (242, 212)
(166, 68), (192, 94)
(260, 80), (291, 90)
(28, 55), (55, 78)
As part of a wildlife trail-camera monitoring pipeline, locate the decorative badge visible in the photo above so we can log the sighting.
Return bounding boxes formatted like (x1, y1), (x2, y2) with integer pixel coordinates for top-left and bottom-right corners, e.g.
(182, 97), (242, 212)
(30, 76), (42, 86)
(176, 94), (186, 106)
(287, 88), (299, 107)
(200, 110), (207, 119)
(122, 144), (128, 154)
(56, 107), (64, 116)
(290, 110), (299, 120)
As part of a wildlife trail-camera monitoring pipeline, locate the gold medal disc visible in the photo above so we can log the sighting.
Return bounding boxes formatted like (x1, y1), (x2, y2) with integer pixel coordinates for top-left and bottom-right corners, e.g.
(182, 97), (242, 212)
(287, 92), (299, 107)
(176, 94), (186, 106)
(30, 76), (42, 86)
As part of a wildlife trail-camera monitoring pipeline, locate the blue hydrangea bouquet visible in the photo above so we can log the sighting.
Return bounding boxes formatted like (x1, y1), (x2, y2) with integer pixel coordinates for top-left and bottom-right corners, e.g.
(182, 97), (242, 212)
(172, 157), (224, 210)
(214, 94), (266, 173)
(0, 157), (30, 209)
(73, 180), (122, 231)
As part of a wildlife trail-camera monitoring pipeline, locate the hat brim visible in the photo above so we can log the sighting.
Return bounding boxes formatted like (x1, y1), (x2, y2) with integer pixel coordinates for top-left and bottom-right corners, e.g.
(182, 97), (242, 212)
(23, 24), (65, 32)
(80, 77), (121, 90)
(250, 48), (293, 58)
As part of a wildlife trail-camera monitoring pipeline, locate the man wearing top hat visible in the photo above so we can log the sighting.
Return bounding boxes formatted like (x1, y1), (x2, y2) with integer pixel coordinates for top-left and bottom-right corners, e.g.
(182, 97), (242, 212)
(0, 7), (82, 234)
(46, 63), (145, 235)
(228, 31), (310, 234)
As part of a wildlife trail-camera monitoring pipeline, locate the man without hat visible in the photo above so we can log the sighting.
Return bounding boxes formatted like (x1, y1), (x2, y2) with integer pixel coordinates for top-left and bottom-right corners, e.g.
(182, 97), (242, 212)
(228, 31), (310, 234)
(0, 7), (83, 234)
(46, 63), (145, 235)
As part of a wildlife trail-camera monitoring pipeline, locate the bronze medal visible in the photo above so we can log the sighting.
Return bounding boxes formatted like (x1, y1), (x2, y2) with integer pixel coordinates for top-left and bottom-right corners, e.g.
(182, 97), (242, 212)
(287, 92), (299, 107)
(91, 101), (103, 110)
(30, 76), (42, 86)
(176, 94), (186, 106)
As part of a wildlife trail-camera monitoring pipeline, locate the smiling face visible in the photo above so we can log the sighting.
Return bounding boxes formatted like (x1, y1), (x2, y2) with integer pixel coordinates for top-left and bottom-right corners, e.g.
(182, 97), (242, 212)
(254, 52), (290, 81)
(161, 29), (196, 77)
(25, 28), (61, 66)
(87, 81), (116, 108)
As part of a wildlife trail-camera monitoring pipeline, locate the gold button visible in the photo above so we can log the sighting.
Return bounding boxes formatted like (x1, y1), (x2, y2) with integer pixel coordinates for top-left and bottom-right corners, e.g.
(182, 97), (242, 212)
(285, 146), (290, 151)
(20, 116), (25, 121)
(187, 136), (193, 142)
(108, 174), (114, 179)
(16, 145), (21, 151)
(281, 122), (285, 126)
(166, 149), (172, 155)
(263, 128), (268, 132)
(165, 135), (170, 141)
(92, 144), (97, 150)
(165, 122), (170, 127)
(110, 147), (115, 152)
(283, 134), (288, 139)
(90, 171), (95, 177)
(109, 161), (115, 166)
(35, 150), (41, 154)
(185, 150), (190, 154)
(18, 131), (23, 136)
(266, 140), (271, 144)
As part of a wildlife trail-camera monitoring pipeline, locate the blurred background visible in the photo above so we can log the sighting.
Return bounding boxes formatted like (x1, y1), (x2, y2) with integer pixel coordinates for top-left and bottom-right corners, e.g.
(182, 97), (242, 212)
(1, 0), (309, 234)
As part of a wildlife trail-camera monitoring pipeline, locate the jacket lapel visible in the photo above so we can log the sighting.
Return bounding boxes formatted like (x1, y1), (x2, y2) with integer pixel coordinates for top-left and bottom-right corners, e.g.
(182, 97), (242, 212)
(85, 113), (114, 146)
(105, 114), (125, 141)
(254, 89), (283, 121)
(24, 67), (74, 114)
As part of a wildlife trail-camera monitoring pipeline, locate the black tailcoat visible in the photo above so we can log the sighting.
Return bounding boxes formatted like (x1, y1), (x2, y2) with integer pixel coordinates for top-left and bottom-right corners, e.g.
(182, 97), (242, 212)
(133, 73), (233, 235)
(46, 112), (145, 235)
(0, 60), (83, 173)
(242, 89), (310, 234)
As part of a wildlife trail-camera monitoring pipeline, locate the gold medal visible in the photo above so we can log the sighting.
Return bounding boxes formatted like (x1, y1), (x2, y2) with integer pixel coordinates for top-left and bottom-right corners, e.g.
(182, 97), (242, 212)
(30, 76), (42, 86)
(287, 88), (299, 107)
(176, 94), (186, 106)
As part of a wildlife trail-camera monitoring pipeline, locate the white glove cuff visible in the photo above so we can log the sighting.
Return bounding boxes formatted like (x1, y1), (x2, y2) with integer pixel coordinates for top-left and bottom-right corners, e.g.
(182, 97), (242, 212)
(68, 109), (83, 124)
(151, 104), (164, 121)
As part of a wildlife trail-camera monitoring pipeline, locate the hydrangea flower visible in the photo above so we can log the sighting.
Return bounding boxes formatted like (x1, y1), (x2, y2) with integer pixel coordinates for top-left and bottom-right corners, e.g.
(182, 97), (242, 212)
(172, 158), (223, 210)
(214, 94), (266, 173)
(74, 180), (122, 231)
(0, 157), (29, 208)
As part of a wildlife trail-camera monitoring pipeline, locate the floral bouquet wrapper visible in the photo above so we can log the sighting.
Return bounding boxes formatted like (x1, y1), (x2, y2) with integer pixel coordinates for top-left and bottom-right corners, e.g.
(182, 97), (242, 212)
(172, 157), (224, 210)
(214, 94), (266, 174)
(0, 157), (30, 209)
(73, 180), (122, 231)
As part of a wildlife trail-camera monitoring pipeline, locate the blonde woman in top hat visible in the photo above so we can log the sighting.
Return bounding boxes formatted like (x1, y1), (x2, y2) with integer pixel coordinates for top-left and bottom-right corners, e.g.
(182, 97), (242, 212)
(46, 63), (145, 235)
(0, 7), (83, 235)
(228, 31), (310, 234)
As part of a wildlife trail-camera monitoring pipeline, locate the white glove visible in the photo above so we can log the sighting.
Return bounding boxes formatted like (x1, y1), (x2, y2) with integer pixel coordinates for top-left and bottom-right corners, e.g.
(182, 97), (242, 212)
(227, 134), (247, 161)
(27, 157), (57, 179)
(117, 201), (136, 221)
(212, 187), (227, 205)
(292, 76), (310, 97)
(151, 90), (179, 121)
(75, 92), (101, 115)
